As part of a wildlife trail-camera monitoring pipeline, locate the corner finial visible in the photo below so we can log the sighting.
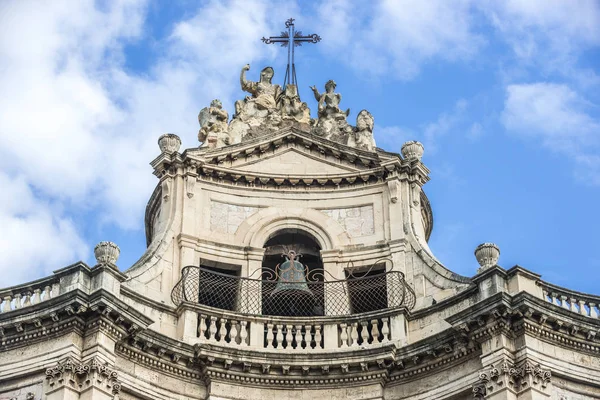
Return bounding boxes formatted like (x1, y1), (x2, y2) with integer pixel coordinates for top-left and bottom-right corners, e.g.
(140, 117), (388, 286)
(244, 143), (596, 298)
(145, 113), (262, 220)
(94, 241), (120, 266)
(401, 141), (424, 161)
(158, 133), (182, 154)
(474, 243), (500, 273)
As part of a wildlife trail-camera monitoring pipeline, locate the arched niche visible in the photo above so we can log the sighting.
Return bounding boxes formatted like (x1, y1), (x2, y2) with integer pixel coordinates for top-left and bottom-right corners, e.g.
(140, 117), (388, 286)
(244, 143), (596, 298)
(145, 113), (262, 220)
(261, 228), (325, 316)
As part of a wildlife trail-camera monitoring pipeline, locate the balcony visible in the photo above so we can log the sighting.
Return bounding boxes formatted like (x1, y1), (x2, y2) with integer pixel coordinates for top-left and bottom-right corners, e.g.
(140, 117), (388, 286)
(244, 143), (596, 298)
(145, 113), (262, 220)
(172, 265), (416, 352)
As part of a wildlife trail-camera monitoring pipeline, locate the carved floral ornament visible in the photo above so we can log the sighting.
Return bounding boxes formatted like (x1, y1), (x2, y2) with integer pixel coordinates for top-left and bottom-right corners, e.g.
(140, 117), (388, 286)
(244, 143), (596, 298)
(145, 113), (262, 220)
(472, 361), (551, 398)
(46, 357), (122, 399)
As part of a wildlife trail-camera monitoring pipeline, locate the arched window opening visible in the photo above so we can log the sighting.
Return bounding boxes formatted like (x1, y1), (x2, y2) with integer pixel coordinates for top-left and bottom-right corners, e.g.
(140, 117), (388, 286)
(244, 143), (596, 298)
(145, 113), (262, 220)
(261, 229), (325, 316)
(197, 261), (241, 311)
(346, 265), (388, 314)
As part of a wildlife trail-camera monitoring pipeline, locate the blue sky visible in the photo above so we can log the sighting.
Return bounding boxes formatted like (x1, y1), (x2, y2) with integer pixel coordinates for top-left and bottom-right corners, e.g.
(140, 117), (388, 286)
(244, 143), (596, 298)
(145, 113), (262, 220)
(0, 0), (599, 293)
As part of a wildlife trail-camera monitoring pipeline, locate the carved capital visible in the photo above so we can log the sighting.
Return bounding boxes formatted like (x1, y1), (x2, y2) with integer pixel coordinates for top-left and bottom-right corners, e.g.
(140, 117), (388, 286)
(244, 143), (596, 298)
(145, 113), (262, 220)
(473, 361), (551, 398)
(45, 358), (122, 399)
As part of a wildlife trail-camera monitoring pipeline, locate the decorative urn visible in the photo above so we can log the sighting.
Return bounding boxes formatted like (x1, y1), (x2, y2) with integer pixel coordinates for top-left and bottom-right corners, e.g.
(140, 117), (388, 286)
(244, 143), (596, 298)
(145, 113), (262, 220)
(474, 243), (500, 272)
(401, 141), (424, 161)
(158, 133), (182, 154)
(94, 241), (120, 265)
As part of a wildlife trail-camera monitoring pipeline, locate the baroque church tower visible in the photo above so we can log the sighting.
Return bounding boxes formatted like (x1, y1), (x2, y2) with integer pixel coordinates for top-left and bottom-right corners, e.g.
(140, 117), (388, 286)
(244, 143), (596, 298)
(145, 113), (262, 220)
(1, 51), (600, 399)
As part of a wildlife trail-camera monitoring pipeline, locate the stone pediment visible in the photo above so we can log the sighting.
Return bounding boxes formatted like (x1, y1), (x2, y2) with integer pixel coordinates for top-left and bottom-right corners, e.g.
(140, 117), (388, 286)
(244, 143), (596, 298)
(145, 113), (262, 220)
(235, 147), (359, 175)
(188, 127), (384, 170)
(170, 128), (430, 190)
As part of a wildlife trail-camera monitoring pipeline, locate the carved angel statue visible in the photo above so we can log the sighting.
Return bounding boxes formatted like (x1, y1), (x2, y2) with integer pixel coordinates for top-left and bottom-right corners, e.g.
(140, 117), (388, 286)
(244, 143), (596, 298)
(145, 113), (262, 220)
(352, 110), (376, 151)
(240, 64), (282, 111)
(310, 80), (350, 120)
(198, 99), (229, 148)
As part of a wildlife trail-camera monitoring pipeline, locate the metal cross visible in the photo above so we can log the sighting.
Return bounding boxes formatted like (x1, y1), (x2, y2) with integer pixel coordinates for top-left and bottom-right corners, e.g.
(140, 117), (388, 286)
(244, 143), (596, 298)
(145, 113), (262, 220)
(262, 18), (321, 88)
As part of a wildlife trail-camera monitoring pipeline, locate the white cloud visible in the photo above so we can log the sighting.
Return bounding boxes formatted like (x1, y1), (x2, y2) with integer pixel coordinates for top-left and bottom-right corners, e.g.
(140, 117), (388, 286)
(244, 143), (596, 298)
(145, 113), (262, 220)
(502, 82), (600, 183)
(482, 1), (600, 83)
(0, 0), (300, 283)
(422, 99), (469, 152)
(317, 0), (484, 80)
(0, 173), (88, 286)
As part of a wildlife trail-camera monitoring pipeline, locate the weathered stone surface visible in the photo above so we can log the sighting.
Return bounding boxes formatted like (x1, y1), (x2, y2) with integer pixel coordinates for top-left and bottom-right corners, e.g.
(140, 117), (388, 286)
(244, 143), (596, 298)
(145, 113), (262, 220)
(210, 201), (261, 234)
(321, 205), (375, 237)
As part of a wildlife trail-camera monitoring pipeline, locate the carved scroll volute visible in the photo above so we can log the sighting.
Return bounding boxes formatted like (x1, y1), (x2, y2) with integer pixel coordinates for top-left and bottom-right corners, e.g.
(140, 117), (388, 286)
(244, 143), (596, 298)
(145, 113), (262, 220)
(387, 180), (399, 204)
(161, 178), (171, 202)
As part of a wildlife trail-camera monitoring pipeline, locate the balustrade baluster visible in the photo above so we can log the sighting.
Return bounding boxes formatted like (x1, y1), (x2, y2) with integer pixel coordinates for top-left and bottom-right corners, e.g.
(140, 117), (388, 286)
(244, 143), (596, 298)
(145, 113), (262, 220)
(590, 303), (598, 319)
(371, 319), (380, 343)
(219, 318), (228, 342)
(360, 321), (369, 345)
(350, 322), (359, 347)
(31, 288), (41, 305)
(314, 325), (322, 349)
(276, 324), (284, 348)
(560, 295), (569, 310)
(43, 286), (51, 301)
(568, 298), (577, 312)
(579, 300), (588, 316)
(266, 323), (274, 349)
(294, 325), (302, 349)
(381, 318), (390, 343)
(300, 324), (307, 349)
(230, 320), (238, 344)
(198, 314), (207, 339)
(550, 292), (558, 306)
(542, 288), (549, 302)
(239, 321), (248, 346)
(339, 323), (348, 347)
(1, 296), (11, 313)
(13, 293), (22, 309)
(22, 292), (31, 307)
(208, 316), (217, 341)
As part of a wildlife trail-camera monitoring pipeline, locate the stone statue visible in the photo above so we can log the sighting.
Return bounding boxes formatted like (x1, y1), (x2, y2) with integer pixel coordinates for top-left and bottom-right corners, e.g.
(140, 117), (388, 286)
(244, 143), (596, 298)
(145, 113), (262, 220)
(351, 110), (376, 151)
(279, 84), (311, 127)
(198, 99), (229, 148)
(310, 80), (349, 120)
(228, 64), (286, 143)
(311, 80), (351, 140)
(240, 64), (281, 111)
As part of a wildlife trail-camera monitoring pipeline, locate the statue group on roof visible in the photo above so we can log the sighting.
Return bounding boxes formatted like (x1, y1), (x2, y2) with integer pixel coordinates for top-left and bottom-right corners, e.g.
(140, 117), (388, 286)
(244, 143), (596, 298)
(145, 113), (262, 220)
(197, 64), (376, 151)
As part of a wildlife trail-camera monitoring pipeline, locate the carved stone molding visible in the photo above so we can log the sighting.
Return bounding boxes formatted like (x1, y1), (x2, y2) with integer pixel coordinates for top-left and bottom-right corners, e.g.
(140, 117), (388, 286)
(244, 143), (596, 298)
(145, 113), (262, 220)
(472, 360), (551, 398)
(45, 357), (122, 399)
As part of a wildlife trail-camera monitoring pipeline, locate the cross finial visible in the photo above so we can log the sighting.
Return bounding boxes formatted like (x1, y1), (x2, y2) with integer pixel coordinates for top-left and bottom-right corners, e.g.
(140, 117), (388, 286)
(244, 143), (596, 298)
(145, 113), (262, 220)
(262, 18), (321, 88)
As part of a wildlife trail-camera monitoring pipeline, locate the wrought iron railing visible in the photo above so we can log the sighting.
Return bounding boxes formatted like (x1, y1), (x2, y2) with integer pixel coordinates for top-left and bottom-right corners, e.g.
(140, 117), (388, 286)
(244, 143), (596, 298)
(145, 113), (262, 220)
(171, 262), (415, 317)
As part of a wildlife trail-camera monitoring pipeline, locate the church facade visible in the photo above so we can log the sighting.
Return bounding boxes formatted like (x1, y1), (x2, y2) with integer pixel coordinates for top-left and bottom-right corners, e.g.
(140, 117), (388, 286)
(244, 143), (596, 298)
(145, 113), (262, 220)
(1, 64), (599, 400)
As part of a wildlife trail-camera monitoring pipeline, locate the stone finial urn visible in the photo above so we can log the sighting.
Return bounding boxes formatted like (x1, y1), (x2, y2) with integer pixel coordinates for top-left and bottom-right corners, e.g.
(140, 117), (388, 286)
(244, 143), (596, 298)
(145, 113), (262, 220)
(158, 133), (182, 154)
(94, 241), (120, 265)
(401, 141), (424, 161)
(474, 243), (500, 272)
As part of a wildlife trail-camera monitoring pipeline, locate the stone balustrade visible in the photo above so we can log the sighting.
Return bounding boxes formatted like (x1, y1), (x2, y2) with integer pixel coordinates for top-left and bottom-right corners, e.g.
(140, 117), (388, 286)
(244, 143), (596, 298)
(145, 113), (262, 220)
(188, 303), (405, 352)
(539, 281), (600, 319)
(198, 313), (251, 346)
(0, 276), (59, 314)
(264, 322), (323, 350)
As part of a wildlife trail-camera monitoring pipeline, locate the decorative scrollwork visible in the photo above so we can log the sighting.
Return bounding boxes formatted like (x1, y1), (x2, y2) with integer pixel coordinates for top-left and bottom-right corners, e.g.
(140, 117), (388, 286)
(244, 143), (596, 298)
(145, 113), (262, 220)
(171, 257), (415, 316)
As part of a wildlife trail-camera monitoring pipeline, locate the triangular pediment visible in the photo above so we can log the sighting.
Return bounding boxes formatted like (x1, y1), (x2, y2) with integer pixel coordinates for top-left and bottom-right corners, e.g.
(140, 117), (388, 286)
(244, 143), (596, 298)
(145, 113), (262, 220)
(187, 127), (384, 170)
(235, 147), (359, 175)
